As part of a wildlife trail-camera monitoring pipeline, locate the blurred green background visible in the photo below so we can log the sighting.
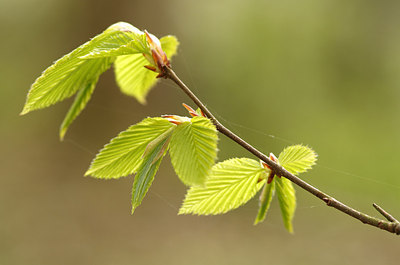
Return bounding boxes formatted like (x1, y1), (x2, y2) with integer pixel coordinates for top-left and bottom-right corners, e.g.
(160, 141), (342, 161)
(2, 0), (400, 264)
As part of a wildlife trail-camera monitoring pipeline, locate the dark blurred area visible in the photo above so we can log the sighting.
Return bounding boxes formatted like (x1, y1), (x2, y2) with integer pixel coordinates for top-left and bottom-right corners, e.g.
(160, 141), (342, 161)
(2, 0), (400, 264)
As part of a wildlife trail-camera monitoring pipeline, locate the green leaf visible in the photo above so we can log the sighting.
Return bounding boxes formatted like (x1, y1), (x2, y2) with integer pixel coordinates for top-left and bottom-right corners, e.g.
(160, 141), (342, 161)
(21, 22), (142, 115)
(114, 55), (157, 103)
(86, 117), (175, 179)
(179, 158), (266, 215)
(195, 108), (205, 117)
(160, 35), (179, 58)
(59, 69), (104, 140)
(254, 180), (275, 225)
(131, 135), (169, 214)
(113, 35), (179, 103)
(169, 116), (218, 186)
(81, 29), (148, 59)
(142, 126), (175, 159)
(276, 177), (296, 233)
(278, 145), (317, 175)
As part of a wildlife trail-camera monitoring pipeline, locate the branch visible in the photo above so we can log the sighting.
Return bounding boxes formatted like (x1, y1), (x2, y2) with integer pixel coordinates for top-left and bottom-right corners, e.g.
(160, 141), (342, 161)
(163, 66), (400, 235)
(373, 203), (400, 223)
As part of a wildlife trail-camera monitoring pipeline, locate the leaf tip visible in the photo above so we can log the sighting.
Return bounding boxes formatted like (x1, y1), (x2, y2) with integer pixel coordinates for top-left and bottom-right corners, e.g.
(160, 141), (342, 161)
(286, 227), (294, 234)
(254, 212), (267, 226)
(137, 96), (147, 105)
(131, 202), (140, 215)
(59, 128), (67, 141)
(178, 207), (190, 215)
(20, 107), (29, 116)
(84, 169), (93, 177)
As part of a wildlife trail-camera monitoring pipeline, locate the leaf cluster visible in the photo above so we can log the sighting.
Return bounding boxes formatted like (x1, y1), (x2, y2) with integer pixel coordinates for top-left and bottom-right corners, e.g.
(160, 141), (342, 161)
(86, 115), (218, 213)
(181, 145), (317, 233)
(21, 22), (179, 140)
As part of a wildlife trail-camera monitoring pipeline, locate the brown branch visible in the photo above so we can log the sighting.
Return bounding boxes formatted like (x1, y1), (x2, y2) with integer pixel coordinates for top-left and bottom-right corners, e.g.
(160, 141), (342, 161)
(163, 66), (400, 235)
(373, 203), (400, 223)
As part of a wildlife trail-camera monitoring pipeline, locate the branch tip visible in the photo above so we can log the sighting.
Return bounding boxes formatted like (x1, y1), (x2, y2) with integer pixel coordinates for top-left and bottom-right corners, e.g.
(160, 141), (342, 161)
(372, 203), (399, 223)
(395, 223), (400, 235)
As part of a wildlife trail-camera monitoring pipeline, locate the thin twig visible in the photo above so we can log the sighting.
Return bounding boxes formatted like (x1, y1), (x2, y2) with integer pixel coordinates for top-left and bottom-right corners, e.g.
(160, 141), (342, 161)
(164, 66), (400, 235)
(373, 203), (400, 223)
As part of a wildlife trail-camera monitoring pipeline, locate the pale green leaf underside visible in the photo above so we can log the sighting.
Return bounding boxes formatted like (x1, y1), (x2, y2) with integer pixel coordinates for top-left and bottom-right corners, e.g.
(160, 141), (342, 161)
(254, 180), (275, 225)
(160, 35), (179, 58)
(21, 22), (142, 115)
(169, 116), (218, 186)
(278, 145), (317, 175)
(276, 177), (296, 233)
(179, 158), (266, 215)
(114, 35), (179, 103)
(59, 58), (113, 140)
(114, 54), (157, 103)
(86, 117), (175, 179)
(131, 136), (169, 214)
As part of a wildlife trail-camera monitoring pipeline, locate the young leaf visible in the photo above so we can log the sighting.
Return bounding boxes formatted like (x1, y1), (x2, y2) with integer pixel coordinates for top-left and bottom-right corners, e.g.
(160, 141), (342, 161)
(275, 177), (296, 233)
(59, 59), (112, 140)
(85, 117), (175, 179)
(278, 145), (317, 175)
(21, 22), (142, 115)
(179, 158), (266, 215)
(114, 35), (179, 103)
(169, 116), (218, 186)
(131, 135), (169, 214)
(254, 145), (316, 231)
(80, 30), (148, 59)
(142, 126), (175, 159)
(160, 35), (179, 59)
(254, 180), (275, 225)
(114, 55), (158, 103)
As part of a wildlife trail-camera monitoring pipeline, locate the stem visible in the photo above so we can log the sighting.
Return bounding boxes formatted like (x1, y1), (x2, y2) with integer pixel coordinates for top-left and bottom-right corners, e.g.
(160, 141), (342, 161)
(373, 203), (400, 223)
(164, 66), (400, 235)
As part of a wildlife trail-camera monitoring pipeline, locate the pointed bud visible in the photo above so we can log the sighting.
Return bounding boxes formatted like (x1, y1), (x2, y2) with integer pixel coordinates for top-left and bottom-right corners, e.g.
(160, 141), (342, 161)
(143, 30), (170, 77)
(182, 103), (198, 117)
